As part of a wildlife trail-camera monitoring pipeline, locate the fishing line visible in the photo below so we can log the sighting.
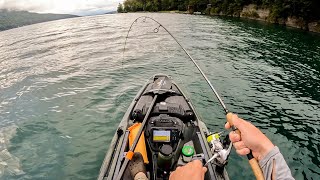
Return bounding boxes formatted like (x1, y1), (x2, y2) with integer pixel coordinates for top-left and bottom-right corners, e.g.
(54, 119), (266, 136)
(122, 16), (229, 114)
(119, 17), (183, 107)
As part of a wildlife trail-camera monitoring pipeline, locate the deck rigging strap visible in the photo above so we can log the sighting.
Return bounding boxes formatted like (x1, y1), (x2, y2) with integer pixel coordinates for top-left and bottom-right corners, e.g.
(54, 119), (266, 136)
(121, 16), (264, 180)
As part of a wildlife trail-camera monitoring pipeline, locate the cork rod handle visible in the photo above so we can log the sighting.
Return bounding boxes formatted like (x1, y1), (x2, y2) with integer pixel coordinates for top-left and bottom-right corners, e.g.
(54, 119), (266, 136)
(226, 112), (264, 180)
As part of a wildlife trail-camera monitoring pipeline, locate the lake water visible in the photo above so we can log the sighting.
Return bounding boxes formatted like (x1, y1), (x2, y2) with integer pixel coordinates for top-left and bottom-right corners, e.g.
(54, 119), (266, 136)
(0, 13), (319, 179)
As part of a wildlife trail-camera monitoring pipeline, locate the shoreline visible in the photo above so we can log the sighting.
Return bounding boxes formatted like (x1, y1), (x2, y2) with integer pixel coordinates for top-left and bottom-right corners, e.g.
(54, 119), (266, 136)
(207, 13), (320, 34)
(139, 8), (320, 34)
(180, 3), (320, 34)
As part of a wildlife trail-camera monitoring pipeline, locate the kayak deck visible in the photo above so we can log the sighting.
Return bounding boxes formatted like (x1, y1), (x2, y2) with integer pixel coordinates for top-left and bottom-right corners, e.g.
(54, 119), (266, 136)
(98, 74), (229, 180)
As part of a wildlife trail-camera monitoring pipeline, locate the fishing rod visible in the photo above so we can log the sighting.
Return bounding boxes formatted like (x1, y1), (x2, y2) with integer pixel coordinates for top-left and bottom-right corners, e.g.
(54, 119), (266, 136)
(121, 16), (264, 180)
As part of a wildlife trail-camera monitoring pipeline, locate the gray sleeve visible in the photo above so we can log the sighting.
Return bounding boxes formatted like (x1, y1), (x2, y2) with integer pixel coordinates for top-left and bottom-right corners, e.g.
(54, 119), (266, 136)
(259, 146), (295, 180)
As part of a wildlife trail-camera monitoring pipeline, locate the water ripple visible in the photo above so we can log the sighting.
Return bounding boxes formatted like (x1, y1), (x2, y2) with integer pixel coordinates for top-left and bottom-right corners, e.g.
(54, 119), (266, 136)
(0, 13), (319, 180)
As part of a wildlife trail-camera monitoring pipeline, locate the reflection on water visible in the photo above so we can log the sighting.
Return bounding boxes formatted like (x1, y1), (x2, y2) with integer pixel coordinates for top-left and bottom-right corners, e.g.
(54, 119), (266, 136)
(0, 13), (319, 179)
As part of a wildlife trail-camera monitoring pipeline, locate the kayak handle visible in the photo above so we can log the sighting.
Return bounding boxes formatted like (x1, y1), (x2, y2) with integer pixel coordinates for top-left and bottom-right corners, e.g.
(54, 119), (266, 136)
(226, 112), (264, 180)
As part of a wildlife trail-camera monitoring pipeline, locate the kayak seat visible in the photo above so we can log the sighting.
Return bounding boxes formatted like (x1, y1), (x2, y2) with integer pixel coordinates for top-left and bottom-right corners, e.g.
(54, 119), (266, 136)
(131, 76), (193, 122)
(151, 102), (194, 121)
(131, 95), (194, 122)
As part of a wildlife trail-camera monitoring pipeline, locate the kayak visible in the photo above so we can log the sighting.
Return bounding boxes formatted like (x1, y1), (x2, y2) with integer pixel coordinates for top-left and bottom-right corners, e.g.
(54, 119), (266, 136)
(98, 74), (231, 180)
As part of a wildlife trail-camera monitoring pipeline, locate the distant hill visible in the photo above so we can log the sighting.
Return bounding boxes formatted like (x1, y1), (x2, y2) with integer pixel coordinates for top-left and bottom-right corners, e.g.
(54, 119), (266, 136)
(105, 11), (117, 14)
(0, 9), (79, 31)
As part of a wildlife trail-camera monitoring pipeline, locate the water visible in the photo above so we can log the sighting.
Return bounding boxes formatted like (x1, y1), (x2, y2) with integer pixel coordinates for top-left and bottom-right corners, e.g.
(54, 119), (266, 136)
(0, 13), (319, 179)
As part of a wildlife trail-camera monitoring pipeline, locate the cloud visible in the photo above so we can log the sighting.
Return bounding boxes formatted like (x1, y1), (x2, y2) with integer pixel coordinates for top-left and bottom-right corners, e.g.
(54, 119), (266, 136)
(0, 0), (123, 15)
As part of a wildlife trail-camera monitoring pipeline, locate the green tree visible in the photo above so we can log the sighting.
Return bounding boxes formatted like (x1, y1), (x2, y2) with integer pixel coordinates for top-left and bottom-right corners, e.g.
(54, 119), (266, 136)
(120, 0), (320, 22)
(117, 3), (124, 13)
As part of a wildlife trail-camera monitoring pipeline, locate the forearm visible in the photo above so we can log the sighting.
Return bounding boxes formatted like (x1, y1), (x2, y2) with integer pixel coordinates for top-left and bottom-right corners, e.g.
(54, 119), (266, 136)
(259, 146), (294, 180)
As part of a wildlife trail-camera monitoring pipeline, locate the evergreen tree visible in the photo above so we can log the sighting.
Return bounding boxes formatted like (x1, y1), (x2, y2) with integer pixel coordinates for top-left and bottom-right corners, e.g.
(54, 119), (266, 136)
(117, 3), (124, 13)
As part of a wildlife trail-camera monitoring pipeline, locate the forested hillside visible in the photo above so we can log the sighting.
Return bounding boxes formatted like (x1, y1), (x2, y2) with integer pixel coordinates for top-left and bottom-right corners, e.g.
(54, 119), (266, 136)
(0, 9), (78, 31)
(117, 0), (320, 31)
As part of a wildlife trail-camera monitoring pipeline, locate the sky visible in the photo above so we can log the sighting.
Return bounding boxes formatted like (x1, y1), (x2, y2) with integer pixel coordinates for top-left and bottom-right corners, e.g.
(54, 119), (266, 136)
(0, 0), (123, 16)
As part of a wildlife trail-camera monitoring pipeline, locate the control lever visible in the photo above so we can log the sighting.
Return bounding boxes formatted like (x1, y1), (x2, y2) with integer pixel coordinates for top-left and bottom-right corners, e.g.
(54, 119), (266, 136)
(204, 153), (219, 167)
(192, 154), (205, 161)
(191, 154), (205, 165)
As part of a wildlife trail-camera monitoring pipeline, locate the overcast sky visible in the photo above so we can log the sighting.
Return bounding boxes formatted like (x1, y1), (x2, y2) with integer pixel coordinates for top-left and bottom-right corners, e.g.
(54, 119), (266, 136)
(0, 0), (123, 15)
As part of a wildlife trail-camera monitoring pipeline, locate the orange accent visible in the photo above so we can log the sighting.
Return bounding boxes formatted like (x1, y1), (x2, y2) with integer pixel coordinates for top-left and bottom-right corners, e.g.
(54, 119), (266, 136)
(126, 151), (134, 160)
(128, 123), (149, 164)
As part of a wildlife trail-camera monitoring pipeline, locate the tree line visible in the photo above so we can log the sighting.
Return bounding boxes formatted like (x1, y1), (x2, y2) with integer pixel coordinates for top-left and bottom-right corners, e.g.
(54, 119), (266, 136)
(117, 0), (320, 22)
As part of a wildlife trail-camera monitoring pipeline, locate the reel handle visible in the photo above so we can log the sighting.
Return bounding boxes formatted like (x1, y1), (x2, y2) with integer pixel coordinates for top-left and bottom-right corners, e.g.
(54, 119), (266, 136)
(226, 113), (264, 180)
